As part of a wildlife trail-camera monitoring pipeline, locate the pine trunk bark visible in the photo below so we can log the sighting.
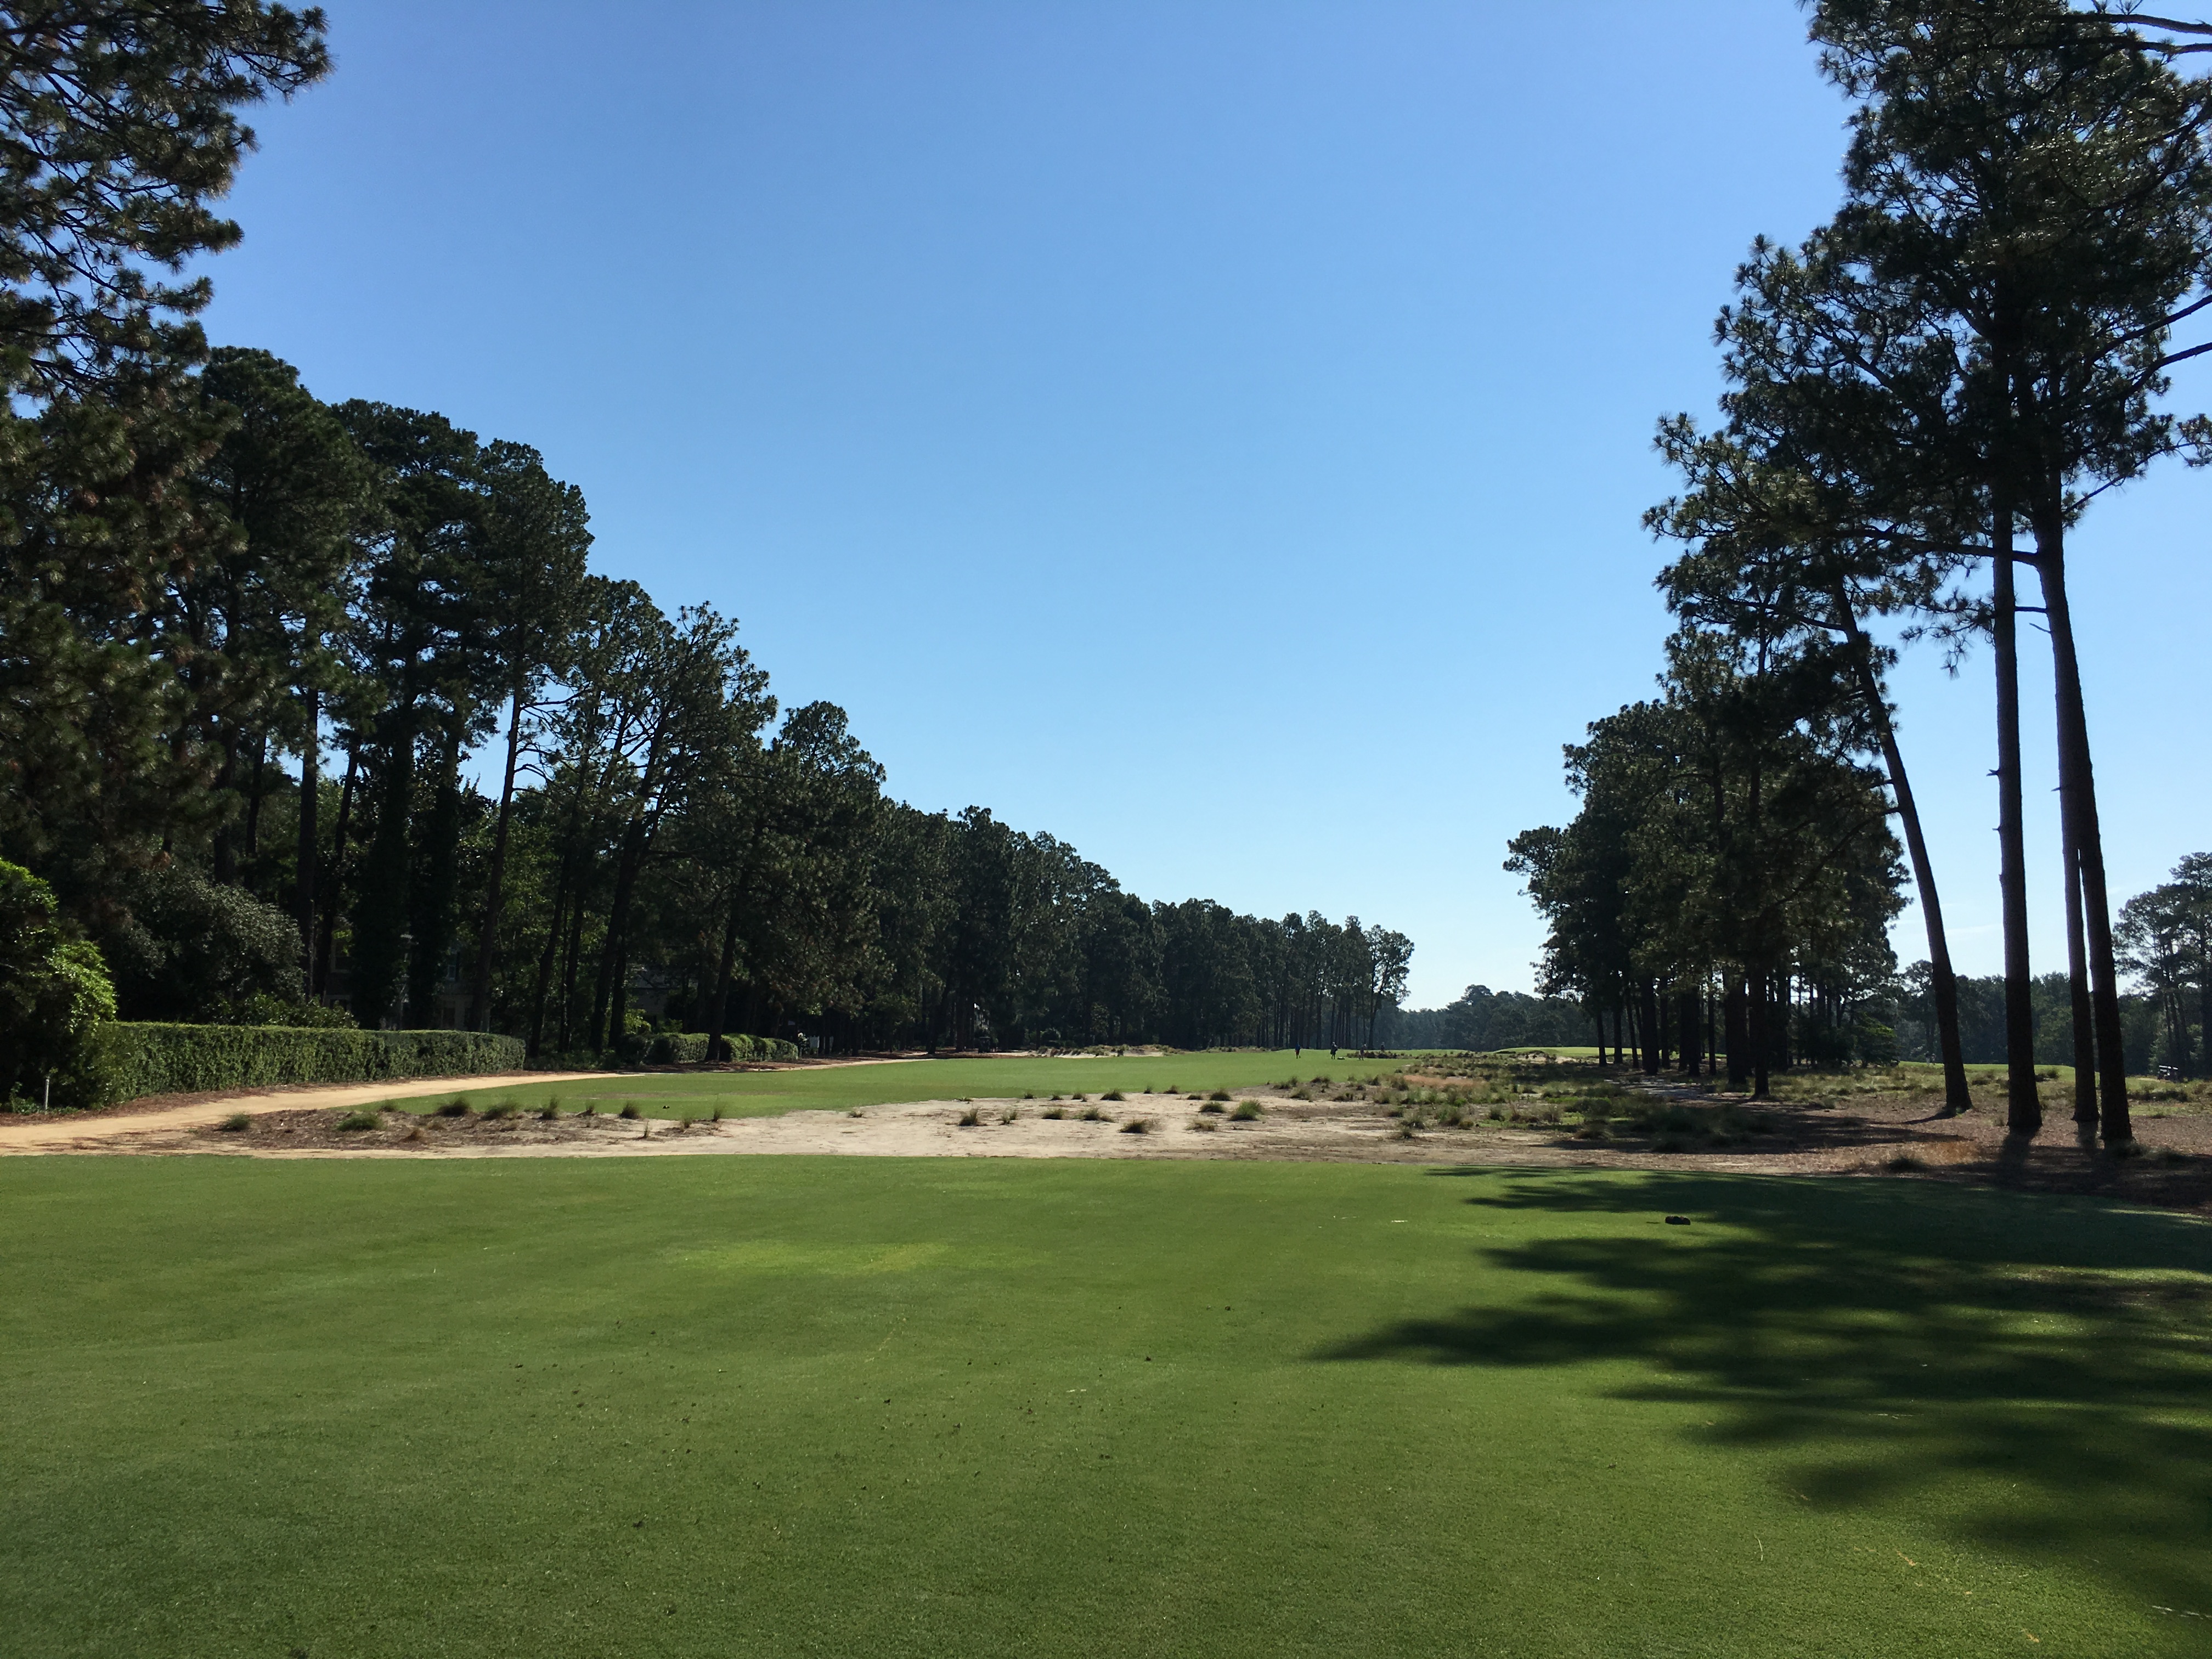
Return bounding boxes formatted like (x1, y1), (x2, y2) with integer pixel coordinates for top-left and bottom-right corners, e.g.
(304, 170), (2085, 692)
(296, 689), (319, 988)
(1992, 522), (2041, 1136)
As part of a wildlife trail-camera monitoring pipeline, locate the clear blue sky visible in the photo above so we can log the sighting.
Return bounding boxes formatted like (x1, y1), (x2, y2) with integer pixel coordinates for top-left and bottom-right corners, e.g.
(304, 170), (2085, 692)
(198, 1), (2212, 1008)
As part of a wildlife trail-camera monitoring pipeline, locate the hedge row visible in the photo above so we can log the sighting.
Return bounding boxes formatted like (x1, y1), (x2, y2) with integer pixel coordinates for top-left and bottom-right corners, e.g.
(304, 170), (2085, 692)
(102, 1024), (528, 1103)
(642, 1032), (800, 1065)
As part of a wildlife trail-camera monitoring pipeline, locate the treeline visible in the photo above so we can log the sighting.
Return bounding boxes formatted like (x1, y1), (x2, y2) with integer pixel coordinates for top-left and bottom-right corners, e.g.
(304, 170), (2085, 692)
(0, 7), (1414, 1103)
(1510, 2), (2212, 1144)
(1380, 987), (1593, 1053)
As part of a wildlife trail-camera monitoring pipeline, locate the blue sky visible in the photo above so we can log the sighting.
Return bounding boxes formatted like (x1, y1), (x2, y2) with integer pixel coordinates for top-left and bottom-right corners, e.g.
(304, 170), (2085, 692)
(199, 1), (2212, 1007)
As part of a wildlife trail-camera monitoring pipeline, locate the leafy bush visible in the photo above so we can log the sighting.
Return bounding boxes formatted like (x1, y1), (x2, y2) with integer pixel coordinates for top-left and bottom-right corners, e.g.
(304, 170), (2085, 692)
(98, 867), (311, 1023)
(0, 860), (117, 1109)
(98, 1024), (524, 1105)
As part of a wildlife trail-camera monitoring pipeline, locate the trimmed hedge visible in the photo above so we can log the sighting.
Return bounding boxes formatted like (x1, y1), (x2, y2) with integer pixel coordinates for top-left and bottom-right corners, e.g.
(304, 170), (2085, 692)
(101, 1024), (528, 1104)
(642, 1032), (800, 1065)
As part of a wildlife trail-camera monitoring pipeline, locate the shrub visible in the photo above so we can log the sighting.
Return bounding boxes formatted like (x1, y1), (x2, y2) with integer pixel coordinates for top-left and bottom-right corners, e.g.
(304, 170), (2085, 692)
(336, 1111), (378, 1132)
(1229, 1101), (1262, 1122)
(98, 865), (304, 1023)
(0, 860), (119, 1110)
(97, 1024), (524, 1104)
(618, 1102), (641, 1120)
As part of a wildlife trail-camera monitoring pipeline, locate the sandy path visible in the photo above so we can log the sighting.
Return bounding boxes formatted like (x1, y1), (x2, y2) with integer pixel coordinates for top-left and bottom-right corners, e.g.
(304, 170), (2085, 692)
(0, 1073), (605, 1155)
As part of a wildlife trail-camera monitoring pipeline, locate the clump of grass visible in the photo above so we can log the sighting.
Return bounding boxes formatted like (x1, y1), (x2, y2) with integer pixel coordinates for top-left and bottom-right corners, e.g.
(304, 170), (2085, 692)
(848, 1108), (865, 1118)
(1120, 1117), (1152, 1135)
(1208, 1090), (1232, 1102)
(1229, 1101), (1262, 1122)
(216, 1112), (252, 1132)
(436, 1100), (470, 1119)
(537, 1102), (560, 1121)
(618, 1103), (641, 1121)
(1000, 1106), (1020, 1124)
(1103, 1090), (1126, 1102)
(1023, 1091), (1036, 1100)
(1883, 1152), (1927, 1172)
(480, 1102), (515, 1121)
(1042, 1106), (1066, 1120)
(1073, 1093), (1089, 1103)
(1198, 1100), (1226, 1115)
(709, 1106), (724, 1122)
(1050, 1093), (1064, 1102)
(1291, 1088), (1314, 1102)
(1080, 1106), (1108, 1122)
(957, 1107), (981, 1126)
(678, 1115), (700, 1133)
(579, 1101), (597, 1117)
(1188, 1116), (1218, 1132)
(403, 1124), (425, 1142)
(336, 1111), (379, 1132)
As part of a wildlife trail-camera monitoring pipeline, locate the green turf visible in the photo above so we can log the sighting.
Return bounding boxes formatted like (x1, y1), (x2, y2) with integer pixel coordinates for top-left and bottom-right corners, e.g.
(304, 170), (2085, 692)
(4, 1158), (2207, 1657)
(398, 1048), (1363, 1119)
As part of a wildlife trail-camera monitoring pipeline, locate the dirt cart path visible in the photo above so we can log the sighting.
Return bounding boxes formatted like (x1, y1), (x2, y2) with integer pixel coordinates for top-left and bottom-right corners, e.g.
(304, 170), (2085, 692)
(0, 1073), (606, 1155)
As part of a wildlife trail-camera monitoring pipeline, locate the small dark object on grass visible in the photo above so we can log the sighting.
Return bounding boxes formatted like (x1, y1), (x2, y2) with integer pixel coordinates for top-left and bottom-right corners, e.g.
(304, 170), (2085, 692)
(619, 1103), (641, 1120)
(957, 1108), (981, 1127)
(217, 1112), (251, 1132)
(1229, 1101), (1262, 1122)
(336, 1111), (378, 1132)
(1120, 1118), (1150, 1135)
(1664, 1215), (1691, 1226)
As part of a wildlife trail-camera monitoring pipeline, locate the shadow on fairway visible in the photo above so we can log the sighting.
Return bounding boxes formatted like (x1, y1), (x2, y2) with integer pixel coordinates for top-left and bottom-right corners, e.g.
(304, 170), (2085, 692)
(1321, 1170), (2212, 1612)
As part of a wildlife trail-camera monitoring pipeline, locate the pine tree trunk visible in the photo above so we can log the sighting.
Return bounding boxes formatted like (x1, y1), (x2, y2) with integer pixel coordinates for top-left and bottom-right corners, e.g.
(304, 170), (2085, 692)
(2034, 533), (2131, 1144)
(527, 861), (568, 1058)
(2063, 831), (2098, 1134)
(469, 687), (526, 1031)
(1993, 524), (2041, 1136)
(1725, 979), (1747, 1090)
(296, 688), (319, 988)
(1831, 584), (1970, 1113)
(316, 741), (358, 999)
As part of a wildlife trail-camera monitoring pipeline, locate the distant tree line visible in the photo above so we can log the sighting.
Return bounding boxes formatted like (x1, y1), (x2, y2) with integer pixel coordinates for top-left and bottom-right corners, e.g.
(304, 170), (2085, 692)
(1379, 986), (1592, 1053)
(1510, 2), (2212, 1143)
(0, 5), (1415, 1099)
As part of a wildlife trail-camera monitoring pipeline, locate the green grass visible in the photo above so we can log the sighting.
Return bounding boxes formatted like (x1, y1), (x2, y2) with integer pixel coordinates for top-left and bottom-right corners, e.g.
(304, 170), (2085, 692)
(396, 1050), (1332, 1121)
(3, 1158), (2208, 1657)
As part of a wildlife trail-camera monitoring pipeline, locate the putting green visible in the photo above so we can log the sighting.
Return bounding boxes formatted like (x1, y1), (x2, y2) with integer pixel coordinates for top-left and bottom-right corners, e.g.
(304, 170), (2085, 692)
(391, 1049), (1370, 1120)
(3, 1158), (2205, 1656)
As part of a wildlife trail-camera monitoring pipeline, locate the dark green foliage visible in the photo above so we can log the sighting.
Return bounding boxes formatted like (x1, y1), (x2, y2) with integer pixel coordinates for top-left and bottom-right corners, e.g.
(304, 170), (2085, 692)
(100, 1024), (521, 1104)
(0, 860), (116, 1107)
(335, 1110), (376, 1131)
(99, 865), (304, 1022)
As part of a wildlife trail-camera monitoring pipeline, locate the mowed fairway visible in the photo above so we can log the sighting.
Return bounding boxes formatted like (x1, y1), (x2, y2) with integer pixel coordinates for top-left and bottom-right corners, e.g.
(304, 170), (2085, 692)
(386, 1049), (1352, 1120)
(4, 1159), (2208, 1657)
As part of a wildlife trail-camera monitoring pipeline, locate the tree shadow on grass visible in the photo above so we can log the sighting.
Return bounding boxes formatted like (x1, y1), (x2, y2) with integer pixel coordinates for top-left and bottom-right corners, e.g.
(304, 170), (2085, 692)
(1321, 1170), (2212, 1612)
